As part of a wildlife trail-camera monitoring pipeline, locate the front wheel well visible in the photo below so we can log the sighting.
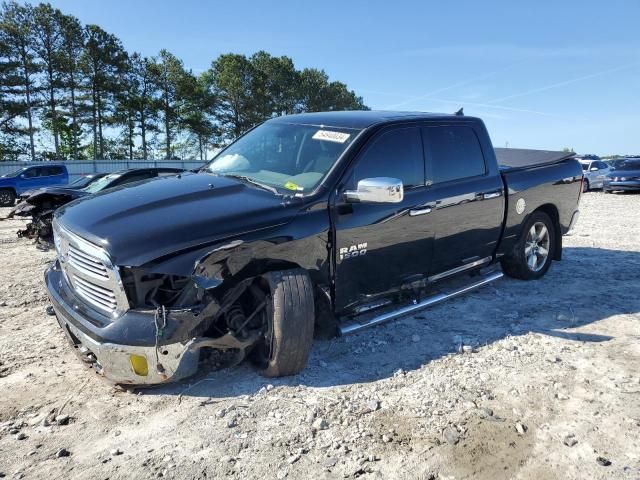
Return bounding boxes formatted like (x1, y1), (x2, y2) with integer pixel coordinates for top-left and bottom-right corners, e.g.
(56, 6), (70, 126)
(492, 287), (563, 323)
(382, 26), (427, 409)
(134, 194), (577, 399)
(532, 204), (562, 261)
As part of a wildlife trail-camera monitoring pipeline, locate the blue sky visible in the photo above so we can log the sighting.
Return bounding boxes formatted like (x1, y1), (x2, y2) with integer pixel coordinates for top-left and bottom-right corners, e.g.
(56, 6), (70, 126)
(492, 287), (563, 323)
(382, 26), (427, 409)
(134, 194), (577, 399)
(49, 0), (640, 155)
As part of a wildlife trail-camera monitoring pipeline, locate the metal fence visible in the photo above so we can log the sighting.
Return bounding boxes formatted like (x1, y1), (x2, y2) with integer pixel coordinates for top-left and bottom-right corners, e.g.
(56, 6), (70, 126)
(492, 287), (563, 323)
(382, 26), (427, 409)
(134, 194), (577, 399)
(0, 160), (208, 182)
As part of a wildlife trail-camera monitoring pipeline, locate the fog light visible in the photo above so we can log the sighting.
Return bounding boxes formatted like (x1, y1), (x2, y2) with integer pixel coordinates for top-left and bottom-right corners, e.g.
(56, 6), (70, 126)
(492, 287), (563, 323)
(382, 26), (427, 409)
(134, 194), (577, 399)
(129, 354), (149, 376)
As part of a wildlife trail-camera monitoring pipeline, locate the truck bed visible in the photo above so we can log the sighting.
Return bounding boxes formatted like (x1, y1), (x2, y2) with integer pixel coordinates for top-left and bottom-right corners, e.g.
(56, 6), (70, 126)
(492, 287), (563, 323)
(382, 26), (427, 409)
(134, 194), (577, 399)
(496, 148), (576, 172)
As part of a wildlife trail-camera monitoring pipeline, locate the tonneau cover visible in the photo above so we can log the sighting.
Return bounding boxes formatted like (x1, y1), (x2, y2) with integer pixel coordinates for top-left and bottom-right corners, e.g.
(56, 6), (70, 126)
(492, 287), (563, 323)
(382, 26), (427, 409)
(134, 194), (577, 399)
(496, 148), (576, 171)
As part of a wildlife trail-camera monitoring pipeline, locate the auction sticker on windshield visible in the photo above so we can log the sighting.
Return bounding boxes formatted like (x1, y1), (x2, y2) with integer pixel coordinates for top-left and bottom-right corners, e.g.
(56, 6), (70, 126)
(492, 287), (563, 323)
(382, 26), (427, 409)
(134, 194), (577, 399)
(312, 130), (351, 143)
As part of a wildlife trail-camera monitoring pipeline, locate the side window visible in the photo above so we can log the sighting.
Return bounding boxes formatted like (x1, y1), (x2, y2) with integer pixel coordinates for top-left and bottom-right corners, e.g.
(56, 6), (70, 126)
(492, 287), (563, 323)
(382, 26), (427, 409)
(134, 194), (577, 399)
(597, 162), (608, 170)
(23, 167), (41, 178)
(353, 127), (424, 188)
(41, 166), (62, 176)
(423, 126), (486, 184)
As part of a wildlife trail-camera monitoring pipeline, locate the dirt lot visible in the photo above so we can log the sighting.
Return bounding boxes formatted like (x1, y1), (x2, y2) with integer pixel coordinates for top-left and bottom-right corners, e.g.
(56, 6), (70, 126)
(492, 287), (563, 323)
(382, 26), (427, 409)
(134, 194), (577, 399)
(0, 192), (639, 480)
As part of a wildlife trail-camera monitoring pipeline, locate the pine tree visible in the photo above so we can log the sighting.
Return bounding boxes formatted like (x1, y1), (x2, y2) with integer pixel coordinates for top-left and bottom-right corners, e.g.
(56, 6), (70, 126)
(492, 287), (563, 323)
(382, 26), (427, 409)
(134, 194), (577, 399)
(150, 50), (190, 159)
(58, 12), (84, 158)
(80, 24), (127, 159)
(1, 1), (39, 160)
(127, 54), (158, 159)
(32, 2), (65, 158)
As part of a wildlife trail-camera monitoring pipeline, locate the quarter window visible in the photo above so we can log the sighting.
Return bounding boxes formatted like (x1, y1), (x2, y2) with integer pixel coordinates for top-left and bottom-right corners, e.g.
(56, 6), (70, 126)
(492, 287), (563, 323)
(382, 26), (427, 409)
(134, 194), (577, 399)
(423, 126), (486, 184)
(353, 127), (424, 188)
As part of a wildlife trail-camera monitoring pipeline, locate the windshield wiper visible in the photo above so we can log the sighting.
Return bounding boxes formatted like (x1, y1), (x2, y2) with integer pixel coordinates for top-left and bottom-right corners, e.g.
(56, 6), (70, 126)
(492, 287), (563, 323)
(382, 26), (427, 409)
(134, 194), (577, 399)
(224, 174), (280, 195)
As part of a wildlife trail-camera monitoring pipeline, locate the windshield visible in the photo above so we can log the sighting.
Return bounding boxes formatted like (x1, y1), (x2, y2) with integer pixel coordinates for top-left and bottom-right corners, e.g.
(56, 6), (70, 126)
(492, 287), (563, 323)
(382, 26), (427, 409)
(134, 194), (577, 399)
(616, 160), (640, 171)
(69, 175), (99, 188)
(205, 122), (360, 193)
(581, 163), (589, 171)
(82, 172), (122, 193)
(1, 167), (27, 178)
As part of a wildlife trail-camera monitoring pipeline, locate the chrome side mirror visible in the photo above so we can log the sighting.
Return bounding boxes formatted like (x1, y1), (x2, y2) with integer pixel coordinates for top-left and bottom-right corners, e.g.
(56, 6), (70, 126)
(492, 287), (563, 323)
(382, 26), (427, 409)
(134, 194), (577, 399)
(590, 167), (598, 171)
(344, 177), (404, 204)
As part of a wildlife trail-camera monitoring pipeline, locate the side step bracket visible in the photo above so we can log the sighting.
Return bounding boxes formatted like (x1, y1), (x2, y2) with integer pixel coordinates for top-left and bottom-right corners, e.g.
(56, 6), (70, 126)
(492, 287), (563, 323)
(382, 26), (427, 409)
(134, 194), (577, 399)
(338, 270), (503, 335)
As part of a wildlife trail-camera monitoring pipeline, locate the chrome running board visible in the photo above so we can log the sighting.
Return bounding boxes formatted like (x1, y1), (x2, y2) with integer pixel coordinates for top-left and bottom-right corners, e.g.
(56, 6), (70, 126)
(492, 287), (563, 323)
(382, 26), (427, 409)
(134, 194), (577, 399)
(339, 270), (503, 335)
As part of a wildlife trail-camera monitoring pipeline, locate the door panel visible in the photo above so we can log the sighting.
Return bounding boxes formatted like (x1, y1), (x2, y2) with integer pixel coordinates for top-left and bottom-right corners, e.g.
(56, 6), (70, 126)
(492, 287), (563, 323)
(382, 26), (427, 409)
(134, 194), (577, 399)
(333, 188), (435, 312)
(422, 125), (504, 275)
(20, 167), (47, 192)
(425, 176), (504, 274)
(332, 125), (434, 313)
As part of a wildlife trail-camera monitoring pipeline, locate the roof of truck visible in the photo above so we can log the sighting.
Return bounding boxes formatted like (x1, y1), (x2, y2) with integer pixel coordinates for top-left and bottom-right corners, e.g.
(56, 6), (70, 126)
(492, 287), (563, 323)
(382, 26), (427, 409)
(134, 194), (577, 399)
(269, 110), (468, 129)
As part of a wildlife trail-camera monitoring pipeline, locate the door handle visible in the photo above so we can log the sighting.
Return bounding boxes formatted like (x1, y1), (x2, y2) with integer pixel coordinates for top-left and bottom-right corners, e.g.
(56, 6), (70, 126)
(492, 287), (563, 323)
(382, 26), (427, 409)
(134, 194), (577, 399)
(409, 207), (432, 216)
(482, 191), (501, 200)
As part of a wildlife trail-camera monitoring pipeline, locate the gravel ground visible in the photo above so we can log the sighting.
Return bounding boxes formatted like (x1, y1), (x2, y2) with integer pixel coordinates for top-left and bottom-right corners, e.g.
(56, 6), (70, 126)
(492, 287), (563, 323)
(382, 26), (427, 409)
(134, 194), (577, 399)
(0, 191), (639, 480)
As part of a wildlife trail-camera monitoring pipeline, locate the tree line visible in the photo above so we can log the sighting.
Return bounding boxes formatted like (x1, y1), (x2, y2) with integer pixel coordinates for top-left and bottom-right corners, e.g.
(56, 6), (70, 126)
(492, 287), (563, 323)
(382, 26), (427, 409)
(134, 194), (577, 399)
(0, 1), (368, 161)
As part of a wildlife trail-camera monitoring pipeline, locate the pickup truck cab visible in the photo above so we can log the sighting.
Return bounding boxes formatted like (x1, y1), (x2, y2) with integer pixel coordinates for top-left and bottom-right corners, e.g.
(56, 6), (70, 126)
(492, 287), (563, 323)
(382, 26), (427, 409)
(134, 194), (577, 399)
(45, 111), (582, 385)
(0, 164), (68, 206)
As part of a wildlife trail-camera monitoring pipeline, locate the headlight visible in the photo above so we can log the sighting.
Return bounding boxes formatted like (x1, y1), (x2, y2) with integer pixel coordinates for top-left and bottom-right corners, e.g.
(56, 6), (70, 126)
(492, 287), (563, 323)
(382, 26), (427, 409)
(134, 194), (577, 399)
(52, 221), (62, 258)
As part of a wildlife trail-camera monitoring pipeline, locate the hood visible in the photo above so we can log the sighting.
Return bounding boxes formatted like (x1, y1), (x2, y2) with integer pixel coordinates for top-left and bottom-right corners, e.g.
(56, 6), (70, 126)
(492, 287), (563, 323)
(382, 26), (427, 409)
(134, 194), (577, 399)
(55, 172), (298, 266)
(25, 187), (88, 201)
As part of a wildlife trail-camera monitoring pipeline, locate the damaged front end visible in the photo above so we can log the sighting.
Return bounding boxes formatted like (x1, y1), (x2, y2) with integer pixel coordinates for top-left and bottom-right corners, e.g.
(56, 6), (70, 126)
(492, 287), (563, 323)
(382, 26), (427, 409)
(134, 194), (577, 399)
(8, 192), (77, 242)
(46, 222), (276, 385)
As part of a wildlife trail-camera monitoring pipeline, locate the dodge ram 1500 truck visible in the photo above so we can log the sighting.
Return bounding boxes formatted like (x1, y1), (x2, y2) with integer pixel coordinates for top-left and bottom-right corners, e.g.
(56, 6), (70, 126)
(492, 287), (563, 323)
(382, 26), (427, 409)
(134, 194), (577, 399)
(45, 111), (582, 385)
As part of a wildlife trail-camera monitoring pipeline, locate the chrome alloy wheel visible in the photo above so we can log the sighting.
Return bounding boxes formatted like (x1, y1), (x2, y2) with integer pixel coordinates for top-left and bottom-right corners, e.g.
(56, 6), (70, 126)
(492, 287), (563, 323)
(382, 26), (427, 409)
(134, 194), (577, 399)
(524, 222), (550, 272)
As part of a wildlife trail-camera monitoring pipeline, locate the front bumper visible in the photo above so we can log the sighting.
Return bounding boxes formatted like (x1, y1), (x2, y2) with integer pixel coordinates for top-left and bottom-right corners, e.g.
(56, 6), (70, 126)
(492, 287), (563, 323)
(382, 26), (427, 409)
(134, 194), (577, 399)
(45, 263), (200, 385)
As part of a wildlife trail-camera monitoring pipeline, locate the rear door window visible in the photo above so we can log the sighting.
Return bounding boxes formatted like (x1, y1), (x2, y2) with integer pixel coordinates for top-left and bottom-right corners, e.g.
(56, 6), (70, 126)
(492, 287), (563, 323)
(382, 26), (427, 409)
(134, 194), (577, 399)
(23, 167), (42, 178)
(352, 126), (424, 188)
(41, 166), (63, 176)
(423, 126), (486, 184)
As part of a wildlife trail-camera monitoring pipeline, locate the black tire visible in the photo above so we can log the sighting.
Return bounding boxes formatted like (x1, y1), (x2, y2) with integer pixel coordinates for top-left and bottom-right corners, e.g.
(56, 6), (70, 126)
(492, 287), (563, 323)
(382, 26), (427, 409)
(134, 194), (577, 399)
(253, 269), (315, 377)
(582, 179), (589, 193)
(501, 211), (556, 280)
(0, 189), (15, 207)
(604, 189), (612, 194)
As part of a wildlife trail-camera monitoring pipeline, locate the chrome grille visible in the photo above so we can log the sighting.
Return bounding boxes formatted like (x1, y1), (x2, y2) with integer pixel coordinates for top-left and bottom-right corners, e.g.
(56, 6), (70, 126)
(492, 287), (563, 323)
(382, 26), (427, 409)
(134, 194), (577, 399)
(53, 220), (128, 316)
(72, 276), (118, 311)
(68, 244), (109, 279)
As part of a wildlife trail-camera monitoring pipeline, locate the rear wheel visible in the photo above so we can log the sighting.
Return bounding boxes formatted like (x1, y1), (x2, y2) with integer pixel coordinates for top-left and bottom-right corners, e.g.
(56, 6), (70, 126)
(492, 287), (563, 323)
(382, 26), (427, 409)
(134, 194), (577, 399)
(0, 189), (15, 207)
(251, 269), (315, 377)
(501, 211), (556, 280)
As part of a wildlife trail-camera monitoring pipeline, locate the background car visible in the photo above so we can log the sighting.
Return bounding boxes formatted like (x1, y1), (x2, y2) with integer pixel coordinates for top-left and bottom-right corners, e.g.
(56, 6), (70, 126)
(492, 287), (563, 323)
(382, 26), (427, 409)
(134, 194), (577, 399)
(18, 173), (107, 201)
(7, 167), (184, 241)
(603, 159), (640, 193)
(0, 164), (68, 207)
(578, 158), (610, 192)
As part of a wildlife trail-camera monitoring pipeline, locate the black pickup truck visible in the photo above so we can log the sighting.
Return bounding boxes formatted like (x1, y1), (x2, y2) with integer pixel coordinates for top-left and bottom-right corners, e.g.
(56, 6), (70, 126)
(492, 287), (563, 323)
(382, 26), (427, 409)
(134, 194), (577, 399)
(45, 111), (582, 384)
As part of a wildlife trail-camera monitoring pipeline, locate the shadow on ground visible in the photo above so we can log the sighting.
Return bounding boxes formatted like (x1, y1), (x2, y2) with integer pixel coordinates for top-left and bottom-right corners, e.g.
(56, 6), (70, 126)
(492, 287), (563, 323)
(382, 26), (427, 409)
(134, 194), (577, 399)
(147, 245), (640, 399)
